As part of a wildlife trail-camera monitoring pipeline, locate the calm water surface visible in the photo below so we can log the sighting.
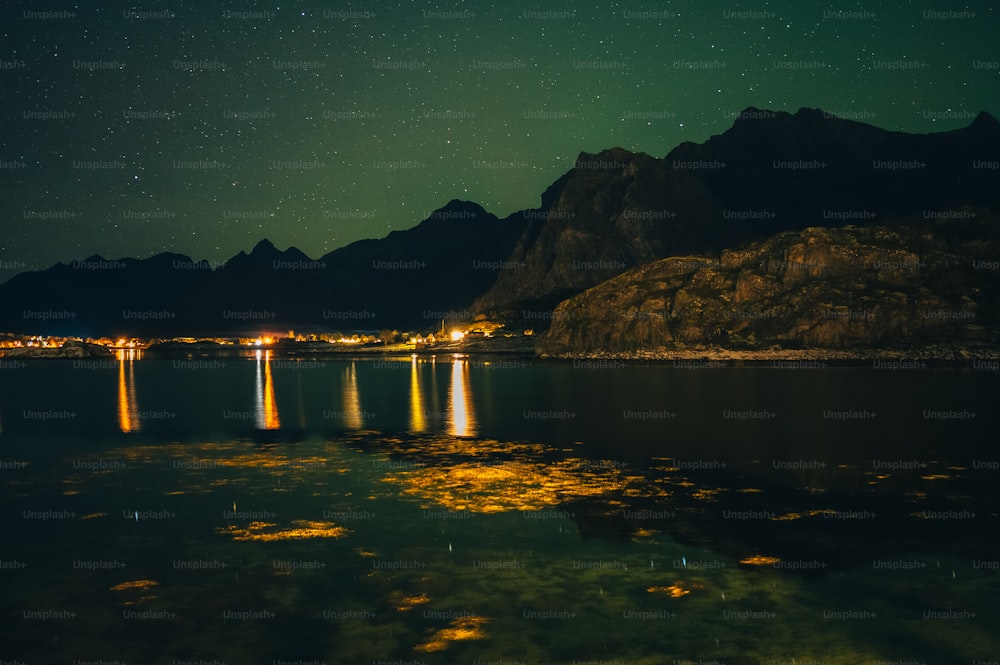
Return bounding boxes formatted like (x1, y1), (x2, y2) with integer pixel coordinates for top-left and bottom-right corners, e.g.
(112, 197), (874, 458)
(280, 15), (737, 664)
(1, 354), (998, 664)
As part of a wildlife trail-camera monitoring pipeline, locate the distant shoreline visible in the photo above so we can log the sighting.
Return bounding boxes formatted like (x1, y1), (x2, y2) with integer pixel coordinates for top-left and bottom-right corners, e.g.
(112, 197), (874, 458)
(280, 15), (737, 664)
(539, 345), (1000, 365)
(5, 340), (1000, 368)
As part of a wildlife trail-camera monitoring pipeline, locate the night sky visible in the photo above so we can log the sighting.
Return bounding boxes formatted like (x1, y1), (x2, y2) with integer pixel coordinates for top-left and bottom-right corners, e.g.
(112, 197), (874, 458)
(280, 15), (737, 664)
(1, 0), (997, 281)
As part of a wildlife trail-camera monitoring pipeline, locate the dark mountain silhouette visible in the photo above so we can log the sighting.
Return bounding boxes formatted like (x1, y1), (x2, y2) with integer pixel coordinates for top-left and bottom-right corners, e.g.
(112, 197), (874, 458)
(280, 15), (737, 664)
(0, 200), (523, 335)
(1, 107), (998, 337)
(474, 107), (1000, 319)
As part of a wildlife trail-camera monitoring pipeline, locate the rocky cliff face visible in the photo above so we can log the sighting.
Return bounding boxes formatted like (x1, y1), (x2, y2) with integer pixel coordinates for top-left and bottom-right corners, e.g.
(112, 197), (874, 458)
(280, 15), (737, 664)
(477, 108), (1000, 319)
(474, 148), (704, 313)
(538, 212), (1000, 355)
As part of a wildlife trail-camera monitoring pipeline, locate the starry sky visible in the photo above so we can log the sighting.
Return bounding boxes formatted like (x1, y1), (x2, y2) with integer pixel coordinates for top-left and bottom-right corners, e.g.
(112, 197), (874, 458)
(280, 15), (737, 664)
(1, 0), (997, 281)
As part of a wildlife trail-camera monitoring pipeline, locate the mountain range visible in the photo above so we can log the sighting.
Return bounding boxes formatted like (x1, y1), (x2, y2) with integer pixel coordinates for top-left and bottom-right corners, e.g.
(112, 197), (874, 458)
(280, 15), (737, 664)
(0, 200), (522, 336)
(474, 107), (1000, 318)
(1, 106), (998, 339)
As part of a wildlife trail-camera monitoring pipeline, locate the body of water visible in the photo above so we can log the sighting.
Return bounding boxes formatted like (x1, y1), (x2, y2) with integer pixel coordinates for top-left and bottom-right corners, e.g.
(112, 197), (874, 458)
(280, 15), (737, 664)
(1, 353), (998, 663)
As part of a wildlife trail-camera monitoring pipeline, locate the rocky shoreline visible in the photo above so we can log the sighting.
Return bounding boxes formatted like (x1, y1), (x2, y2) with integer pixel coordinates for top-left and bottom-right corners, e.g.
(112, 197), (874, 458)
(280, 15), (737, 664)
(1, 340), (112, 359)
(6, 338), (999, 366)
(537, 344), (1000, 364)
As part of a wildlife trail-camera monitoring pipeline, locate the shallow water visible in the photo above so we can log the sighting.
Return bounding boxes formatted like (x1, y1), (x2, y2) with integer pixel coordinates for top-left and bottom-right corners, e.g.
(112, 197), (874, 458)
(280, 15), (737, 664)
(1, 355), (997, 663)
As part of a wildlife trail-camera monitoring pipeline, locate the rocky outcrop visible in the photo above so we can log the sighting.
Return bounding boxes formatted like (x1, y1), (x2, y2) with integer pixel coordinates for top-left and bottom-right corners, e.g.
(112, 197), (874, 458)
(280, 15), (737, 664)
(538, 213), (1000, 356)
(3, 340), (112, 358)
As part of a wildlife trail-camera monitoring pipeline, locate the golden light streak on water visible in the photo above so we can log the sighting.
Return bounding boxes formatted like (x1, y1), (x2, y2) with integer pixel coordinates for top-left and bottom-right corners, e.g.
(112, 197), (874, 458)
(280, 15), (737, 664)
(447, 358), (475, 437)
(739, 555), (781, 566)
(389, 456), (633, 513)
(414, 615), (490, 652)
(110, 579), (159, 592)
(116, 353), (140, 432)
(110, 579), (159, 605)
(389, 591), (430, 611)
(342, 361), (363, 429)
(255, 350), (281, 430)
(216, 519), (348, 541)
(410, 356), (425, 432)
(647, 582), (704, 597)
(691, 488), (722, 501)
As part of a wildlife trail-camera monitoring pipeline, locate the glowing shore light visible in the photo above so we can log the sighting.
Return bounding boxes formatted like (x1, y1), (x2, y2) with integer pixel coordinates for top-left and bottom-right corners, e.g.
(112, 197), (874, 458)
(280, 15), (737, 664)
(450, 330), (465, 341)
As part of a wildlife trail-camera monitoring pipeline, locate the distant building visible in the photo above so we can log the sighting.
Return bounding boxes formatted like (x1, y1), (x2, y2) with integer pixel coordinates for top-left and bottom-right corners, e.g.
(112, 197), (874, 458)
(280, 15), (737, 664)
(412, 332), (437, 345)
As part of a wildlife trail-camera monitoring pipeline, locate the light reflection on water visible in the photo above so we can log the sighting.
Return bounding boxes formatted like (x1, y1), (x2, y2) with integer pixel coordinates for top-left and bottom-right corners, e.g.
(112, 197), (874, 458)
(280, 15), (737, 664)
(116, 353), (140, 432)
(447, 356), (476, 437)
(341, 360), (363, 429)
(255, 349), (281, 430)
(113, 352), (480, 436)
(3, 358), (998, 662)
(2, 431), (995, 663)
(410, 356), (425, 432)
(2, 424), (999, 663)
(115, 351), (383, 433)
